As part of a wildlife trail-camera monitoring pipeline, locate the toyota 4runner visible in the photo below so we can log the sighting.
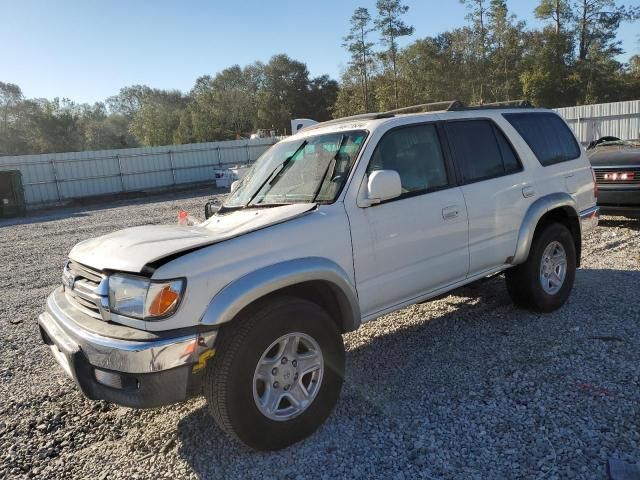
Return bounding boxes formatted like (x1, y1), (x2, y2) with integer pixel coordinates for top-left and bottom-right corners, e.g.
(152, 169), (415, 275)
(39, 101), (599, 450)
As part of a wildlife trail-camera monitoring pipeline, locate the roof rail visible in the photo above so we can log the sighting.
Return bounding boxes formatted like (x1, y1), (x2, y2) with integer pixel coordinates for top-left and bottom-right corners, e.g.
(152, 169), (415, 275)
(447, 99), (533, 111)
(299, 99), (534, 133)
(381, 100), (460, 115)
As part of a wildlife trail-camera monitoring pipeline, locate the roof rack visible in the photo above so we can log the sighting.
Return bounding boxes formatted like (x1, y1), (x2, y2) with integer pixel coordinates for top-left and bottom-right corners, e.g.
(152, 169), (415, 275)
(300, 99), (534, 133)
(447, 99), (533, 111)
(381, 100), (460, 115)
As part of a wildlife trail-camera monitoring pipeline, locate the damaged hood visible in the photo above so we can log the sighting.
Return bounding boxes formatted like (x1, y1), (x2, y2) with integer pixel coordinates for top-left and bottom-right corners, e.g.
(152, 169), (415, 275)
(69, 203), (316, 272)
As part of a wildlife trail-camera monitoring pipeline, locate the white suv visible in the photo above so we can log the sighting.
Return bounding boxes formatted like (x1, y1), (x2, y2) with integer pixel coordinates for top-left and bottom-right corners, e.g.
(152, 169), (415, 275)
(39, 102), (599, 450)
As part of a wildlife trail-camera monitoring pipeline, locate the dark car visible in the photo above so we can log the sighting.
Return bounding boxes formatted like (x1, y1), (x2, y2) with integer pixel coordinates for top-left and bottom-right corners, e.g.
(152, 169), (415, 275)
(587, 136), (640, 218)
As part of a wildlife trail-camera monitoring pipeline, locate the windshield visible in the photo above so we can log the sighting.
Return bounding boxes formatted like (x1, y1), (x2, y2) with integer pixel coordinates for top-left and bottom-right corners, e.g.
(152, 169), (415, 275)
(223, 130), (368, 208)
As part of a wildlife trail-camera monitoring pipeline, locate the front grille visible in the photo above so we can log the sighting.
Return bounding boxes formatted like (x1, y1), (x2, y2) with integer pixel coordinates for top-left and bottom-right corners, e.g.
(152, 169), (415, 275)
(594, 167), (640, 185)
(63, 260), (107, 319)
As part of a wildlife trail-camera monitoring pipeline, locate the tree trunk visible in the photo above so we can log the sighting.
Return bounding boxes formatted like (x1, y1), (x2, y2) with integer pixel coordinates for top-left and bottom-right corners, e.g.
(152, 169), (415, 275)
(361, 25), (369, 112)
(579, 0), (588, 60)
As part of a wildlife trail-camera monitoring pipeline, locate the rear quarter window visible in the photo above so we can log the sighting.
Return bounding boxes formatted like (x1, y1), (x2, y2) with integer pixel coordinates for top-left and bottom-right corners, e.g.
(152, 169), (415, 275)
(503, 112), (581, 166)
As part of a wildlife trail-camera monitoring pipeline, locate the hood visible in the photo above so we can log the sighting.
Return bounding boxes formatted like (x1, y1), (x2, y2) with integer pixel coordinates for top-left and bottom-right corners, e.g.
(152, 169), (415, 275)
(588, 145), (640, 167)
(69, 203), (316, 272)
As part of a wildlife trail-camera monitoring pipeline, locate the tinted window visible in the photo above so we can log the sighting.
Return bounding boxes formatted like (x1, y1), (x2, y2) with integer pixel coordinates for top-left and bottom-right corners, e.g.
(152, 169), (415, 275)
(495, 127), (521, 173)
(367, 124), (449, 195)
(504, 112), (581, 166)
(447, 120), (507, 183)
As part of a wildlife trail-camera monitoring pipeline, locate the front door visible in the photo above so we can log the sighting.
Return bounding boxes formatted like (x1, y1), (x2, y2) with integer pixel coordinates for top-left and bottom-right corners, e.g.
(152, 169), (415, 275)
(345, 122), (470, 318)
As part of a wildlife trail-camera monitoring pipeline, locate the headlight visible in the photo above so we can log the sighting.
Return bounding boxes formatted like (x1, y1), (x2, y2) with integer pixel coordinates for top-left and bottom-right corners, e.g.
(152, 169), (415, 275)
(108, 274), (185, 320)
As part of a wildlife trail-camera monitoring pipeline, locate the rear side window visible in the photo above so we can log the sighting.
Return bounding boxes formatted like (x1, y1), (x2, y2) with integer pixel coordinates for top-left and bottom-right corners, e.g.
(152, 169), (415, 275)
(446, 120), (522, 183)
(503, 113), (581, 166)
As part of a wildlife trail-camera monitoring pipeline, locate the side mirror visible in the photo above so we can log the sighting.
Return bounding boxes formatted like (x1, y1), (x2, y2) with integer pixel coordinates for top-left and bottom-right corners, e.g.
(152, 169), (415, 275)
(366, 170), (402, 205)
(204, 199), (220, 219)
(230, 180), (240, 193)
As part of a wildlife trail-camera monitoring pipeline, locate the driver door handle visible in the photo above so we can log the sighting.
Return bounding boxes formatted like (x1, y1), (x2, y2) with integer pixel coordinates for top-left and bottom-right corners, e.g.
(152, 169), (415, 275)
(442, 205), (460, 220)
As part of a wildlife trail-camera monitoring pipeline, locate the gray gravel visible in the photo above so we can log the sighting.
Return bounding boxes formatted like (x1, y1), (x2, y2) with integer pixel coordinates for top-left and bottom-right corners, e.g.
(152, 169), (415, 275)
(1, 188), (639, 479)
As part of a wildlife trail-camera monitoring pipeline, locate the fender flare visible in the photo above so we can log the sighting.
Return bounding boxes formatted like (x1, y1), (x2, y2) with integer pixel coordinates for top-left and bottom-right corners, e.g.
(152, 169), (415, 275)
(512, 192), (579, 265)
(200, 257), (361, 332)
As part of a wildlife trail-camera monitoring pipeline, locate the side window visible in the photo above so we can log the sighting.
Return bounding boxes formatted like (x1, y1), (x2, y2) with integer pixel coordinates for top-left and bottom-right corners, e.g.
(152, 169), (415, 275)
(503, 113), (581, 166)
(446, 120), (506, 183)
(367, 124), (449, 196)
(494, 125), (521, 173)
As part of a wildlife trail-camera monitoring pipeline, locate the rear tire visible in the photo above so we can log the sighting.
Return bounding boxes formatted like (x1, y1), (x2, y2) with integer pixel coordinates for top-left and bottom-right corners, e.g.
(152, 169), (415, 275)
(505, 222), (576, 312)
(204, 295), (345, 450)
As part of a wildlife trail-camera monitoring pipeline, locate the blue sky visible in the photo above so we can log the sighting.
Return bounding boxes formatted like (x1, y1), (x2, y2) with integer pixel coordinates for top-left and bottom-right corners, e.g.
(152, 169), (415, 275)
(1, 0), (639, 104)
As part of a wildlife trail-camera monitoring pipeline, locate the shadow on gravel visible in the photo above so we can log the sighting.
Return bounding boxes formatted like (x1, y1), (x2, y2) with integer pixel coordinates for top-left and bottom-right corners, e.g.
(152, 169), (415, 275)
(597, 217), (640, 231)
(174, 267), (639, 478)
(0, 185), (224, 228)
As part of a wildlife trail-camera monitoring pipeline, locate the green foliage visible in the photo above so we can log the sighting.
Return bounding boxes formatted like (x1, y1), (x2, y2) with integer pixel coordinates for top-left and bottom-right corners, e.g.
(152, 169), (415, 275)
(2, 1), (640, 155)
(374, 0), (414, 108)
(0, 54), (337, 155)
(343, 7), (375, 112)
(336, 0), (640, 115)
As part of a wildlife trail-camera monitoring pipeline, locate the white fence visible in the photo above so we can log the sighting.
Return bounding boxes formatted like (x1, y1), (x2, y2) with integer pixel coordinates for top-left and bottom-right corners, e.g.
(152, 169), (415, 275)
(0, 137), (280, 208)
(555, 100), (640, 144)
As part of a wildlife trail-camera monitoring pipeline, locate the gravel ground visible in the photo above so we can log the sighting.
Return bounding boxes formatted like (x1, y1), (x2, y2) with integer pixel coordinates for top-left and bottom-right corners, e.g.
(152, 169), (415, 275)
(1, 188), (639, 479)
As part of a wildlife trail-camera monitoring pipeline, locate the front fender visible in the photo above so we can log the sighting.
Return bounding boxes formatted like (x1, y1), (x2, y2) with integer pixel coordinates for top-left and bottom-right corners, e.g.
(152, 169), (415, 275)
(512, 192), (578, 265)
(200, 257), (361, 331)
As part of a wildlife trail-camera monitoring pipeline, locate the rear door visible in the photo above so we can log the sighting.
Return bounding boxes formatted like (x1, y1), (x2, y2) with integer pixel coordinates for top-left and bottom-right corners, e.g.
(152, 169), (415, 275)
(503, 112), (594, 213)
(444, 118), (535, 275)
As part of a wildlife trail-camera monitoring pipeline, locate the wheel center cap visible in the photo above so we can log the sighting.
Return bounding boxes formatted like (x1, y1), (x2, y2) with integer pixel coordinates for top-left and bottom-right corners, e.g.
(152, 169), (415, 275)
(275, 365), (296, 385)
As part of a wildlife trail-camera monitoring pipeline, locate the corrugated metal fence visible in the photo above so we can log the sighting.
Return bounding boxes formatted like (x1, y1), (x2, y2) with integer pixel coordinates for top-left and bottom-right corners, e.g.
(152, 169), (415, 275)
(555, 100), (640, 144)
(0, 137), (279, 208)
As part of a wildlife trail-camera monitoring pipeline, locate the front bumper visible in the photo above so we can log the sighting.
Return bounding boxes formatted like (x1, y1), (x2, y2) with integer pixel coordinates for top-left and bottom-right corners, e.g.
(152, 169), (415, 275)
(38, 287), (217, 408)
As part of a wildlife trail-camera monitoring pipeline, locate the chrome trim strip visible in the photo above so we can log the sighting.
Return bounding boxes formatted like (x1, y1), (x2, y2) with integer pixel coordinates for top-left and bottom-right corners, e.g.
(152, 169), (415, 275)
(39, 288), (217, 374)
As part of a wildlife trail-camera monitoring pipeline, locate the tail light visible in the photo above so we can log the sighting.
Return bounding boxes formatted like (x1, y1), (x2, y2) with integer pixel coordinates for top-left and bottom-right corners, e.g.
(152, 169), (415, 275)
(603, 171), (635, 181)
(591, 168), (598, 199)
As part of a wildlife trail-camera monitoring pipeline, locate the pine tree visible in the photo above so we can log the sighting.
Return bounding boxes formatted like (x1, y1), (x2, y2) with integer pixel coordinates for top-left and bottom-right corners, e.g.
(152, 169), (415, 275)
(343, 8), (375, 113)
(374, 0), (414, 109)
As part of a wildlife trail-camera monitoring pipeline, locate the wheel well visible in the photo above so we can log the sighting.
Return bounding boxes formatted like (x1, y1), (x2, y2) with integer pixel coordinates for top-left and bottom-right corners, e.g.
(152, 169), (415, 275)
(534, 207), (581, 266)
(237, 281), (354, 334)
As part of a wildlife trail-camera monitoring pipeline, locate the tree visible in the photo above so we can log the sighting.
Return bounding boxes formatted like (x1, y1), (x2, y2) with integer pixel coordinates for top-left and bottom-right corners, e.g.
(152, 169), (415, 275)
(535, 0), (572, 34)
(128, 89), (187, 146)
(106, 85), (152, 117)
(573, 0), (640, 103)
(0, 82), (24, 154)
(343, 7), (375, 112)
(460, 0), (491, 102)
(374, 0), (414, 108)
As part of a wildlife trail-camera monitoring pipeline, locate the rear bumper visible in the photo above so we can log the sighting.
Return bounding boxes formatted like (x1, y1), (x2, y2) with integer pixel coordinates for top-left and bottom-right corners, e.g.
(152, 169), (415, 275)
(38, 287), (217, 408)
(597, 187), (640, 217)
(579, 205), (599, 232)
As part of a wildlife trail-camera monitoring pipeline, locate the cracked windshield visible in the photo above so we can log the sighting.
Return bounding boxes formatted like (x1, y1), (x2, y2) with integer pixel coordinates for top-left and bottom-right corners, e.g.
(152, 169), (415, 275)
(223, 130), (367, 208)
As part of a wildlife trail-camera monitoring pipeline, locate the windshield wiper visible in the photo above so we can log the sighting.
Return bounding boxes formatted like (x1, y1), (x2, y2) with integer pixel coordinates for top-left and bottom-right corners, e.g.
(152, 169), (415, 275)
(245, 141), (307, 207)
(312, 135), (345, 203)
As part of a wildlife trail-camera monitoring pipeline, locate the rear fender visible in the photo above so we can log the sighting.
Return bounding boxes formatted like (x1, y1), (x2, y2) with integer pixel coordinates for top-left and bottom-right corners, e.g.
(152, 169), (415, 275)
(512, 192), (579, 265)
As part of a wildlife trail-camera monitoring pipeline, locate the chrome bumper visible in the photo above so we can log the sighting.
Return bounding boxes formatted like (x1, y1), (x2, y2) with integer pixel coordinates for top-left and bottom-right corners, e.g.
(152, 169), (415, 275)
(579, 205), (599, 232)
(38, 287), (217, 408)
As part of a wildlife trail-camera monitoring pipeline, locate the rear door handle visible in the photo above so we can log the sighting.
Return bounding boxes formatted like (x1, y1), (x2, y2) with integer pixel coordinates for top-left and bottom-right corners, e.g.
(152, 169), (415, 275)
(442, 205), (460, 220)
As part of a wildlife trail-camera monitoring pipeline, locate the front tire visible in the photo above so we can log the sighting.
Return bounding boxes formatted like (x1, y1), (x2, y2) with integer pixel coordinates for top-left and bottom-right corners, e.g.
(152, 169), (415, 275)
(204, 296), (345, 450)
(505, 222), (576, 312)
